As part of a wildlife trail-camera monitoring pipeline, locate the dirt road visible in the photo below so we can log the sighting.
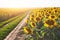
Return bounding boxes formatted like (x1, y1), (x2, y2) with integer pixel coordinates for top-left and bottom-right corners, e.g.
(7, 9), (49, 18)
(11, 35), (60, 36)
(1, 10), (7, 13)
(4, 11), (30, 40)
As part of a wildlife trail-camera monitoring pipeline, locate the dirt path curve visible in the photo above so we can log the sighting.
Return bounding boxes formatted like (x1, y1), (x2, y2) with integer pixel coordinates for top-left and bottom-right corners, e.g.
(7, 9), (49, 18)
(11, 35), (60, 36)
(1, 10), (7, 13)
(4, 11), (30, 40)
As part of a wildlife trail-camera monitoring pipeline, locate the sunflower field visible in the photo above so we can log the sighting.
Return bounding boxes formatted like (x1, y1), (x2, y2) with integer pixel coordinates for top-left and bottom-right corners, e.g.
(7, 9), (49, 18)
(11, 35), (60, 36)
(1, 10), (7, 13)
(22, 7), (60, 40)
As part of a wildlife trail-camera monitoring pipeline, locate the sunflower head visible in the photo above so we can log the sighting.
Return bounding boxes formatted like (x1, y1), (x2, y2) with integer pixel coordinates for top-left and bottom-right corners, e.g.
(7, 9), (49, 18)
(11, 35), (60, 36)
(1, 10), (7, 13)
(23, 26), (33, 34)
(37, 14), (43, 19)
(25, 19), (29, 23)
(34, 17), (41, 22)
(30, 22), (36, 28)
(49, 15), (57, 20)
(44, 19), (57, 28)
(30, 17), (34, 21)
(30, 14), (34, 18)
(58, 14), (60, 20)
(44, 13), (50, 18)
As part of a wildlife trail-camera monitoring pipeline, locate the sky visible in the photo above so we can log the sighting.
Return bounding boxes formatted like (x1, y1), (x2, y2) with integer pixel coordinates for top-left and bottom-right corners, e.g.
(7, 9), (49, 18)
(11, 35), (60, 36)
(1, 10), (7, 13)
(0, 0), (60, 8)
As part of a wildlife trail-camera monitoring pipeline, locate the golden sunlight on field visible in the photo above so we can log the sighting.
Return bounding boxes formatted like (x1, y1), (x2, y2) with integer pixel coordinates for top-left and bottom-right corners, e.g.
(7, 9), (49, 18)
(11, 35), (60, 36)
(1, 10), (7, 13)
(0, 8), (28, 40)
(0, 8), (28, 13)
(0, 8), (28, 22)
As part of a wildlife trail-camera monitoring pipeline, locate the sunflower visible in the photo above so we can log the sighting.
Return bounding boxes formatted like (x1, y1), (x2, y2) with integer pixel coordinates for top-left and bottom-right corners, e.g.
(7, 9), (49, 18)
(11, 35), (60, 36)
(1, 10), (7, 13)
(34, 16), (41, 22)
(30, 14), (34, 18)
(30, 22), (36, 28)
(23, 26), (33, 34)
(48, 15), (57, 20)
(44, 19), (57, 28)
(52, 8), (58, 14)
(47, 10), (52, 14)
(37, 13), (43, 18)
(30, 17), (34, 21)
(25, 19), (29, 23)
(58, 14), (60, 20)
(54, 9), (58, 13)
(29, 14), (36, 21)
(44, 13), (50, 18)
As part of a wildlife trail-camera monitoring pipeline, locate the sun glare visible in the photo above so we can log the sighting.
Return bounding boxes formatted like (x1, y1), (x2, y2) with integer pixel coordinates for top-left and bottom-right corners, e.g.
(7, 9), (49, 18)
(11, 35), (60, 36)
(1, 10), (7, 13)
(0, 0), (60, 8)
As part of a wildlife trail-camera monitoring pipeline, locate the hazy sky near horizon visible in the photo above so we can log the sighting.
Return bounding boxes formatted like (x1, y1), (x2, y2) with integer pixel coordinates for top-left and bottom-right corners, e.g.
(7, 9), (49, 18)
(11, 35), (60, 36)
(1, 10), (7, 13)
(0, 0), (60, 8)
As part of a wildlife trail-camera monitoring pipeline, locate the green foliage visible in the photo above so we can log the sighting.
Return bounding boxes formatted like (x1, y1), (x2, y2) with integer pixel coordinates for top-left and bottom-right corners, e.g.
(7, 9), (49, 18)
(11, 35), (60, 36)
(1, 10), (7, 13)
(0, 15), (25, 40)
(0, 15), (20, 28)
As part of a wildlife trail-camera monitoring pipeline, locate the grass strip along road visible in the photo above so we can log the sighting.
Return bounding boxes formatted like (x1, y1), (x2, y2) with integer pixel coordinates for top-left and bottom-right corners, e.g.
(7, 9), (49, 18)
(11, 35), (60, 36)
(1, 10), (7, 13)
(0, 14), (26, 40)
(0, 15), (20, 28)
